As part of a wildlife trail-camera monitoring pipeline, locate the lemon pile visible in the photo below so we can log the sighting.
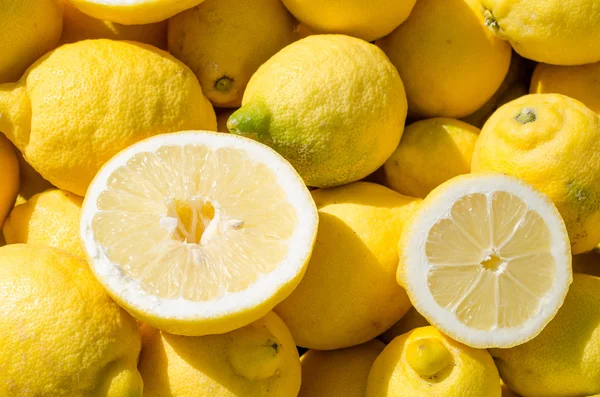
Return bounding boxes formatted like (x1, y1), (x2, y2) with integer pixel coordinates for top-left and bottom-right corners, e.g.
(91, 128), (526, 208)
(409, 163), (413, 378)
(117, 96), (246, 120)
(2, 0), (600, 396)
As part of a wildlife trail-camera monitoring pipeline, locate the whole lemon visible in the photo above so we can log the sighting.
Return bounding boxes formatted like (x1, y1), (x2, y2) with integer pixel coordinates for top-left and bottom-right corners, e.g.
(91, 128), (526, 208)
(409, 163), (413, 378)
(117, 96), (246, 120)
(139, 312), (301, 397)
(3, 189), (85, 258)
(0, 0), (63, 83)
(367, 326), (501, 397)
(280, 0), (416, 42)
(377, 0), (511, 118)
(168, 0), (296, 108)
(0, 133), (19, 226)
(472, 93), (600, 254)
(274, 182), (421, 350)
(228, 35), (407, 188)
(491, 274), (600, 397)
(0, 39), (216, 196)
(299, 340), (385, 397)
(383, 118), (480, 198)
(479, 0), (600, 65)
(0, 244), (142, 396)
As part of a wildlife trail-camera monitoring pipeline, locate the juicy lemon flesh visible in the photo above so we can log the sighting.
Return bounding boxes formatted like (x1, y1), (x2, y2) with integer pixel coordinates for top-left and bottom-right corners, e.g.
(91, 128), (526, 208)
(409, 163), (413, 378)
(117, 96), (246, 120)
(91, 144), (297, 302)
(425, 192), (556, 331)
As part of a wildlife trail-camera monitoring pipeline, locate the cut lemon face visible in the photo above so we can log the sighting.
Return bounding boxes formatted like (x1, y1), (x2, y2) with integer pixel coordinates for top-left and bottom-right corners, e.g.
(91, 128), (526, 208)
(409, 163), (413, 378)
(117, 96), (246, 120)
(81, 131), (318, 336)
(398, 173), (572, 348)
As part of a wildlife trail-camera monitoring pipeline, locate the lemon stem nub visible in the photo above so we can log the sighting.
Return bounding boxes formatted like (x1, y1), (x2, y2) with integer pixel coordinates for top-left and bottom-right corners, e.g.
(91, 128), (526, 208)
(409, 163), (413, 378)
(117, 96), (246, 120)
(483, 10), (499, 30)
(215, 76), (234, 93)
(515, 108), (537, 124)
(406, 339), (452, 377)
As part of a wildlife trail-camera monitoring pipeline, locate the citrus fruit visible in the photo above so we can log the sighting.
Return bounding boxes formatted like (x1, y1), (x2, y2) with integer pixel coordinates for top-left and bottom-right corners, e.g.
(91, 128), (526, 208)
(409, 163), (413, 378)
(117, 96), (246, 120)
(472, 93), (600, 254)
(299, 340), (385, 397)
(380, 307), (430, 344)
(398, 173), (572, 348)
(0, 244), (142, 396)
(139, 311), (301, 397)
(168, 0), (296, 108)
(491, 274), (600, 397)
(275, 182), (421, 350)
(367, 326), (501, 397)
(0, 133), (19, 226)
(80, 131), (318, 336)
(14, 150), (54, 203)
(228, 35), (407, 188)
(383, 118), (480, 198)
(377, 0), (511, 118)
(0, 39), (216, 196)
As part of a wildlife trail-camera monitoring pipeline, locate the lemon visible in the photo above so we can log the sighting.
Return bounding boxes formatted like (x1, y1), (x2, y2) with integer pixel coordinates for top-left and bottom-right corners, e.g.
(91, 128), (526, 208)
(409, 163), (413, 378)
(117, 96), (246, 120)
(376, 0), (511, 118)
(0, 244), (142, 396)
(61, 0), (167, 49)
(367, 326), (501, 397)
(572, 249), (600, 278)
(0, 133), (19, 226)
(479, 0), (600, 65)
(228, 35), (407, 188)
(168, 0), (296, 108)
(380, 307), (430, 344)
(531, 62), (600, 114)
(501, 381), (521, 397)
(14, 150), (54, 203)
(139, 311), (300, 397)
(3, 189), (85, 258)
(398, 173), (572, 348)
(0, 0), (63, 83)
(491, 274), (600, 397)
(81, 131), (318, 336)
(383, 118), (480, 199)
(0, 39), (216, 196)
(280, 0), (416, 42)
(275, 182), (420, 350)
(472, 93), (600, 254)
(299, 340), (385, 397)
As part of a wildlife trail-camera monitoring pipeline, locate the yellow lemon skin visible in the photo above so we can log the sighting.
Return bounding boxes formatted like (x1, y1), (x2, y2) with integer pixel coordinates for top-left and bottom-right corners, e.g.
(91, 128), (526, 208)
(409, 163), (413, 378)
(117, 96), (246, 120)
(3, 189), (85, 258)
(275, 182), (421, 350)
(472, 93), (600, 254)
(501, 380), (521, 397)
(299, 340), (385, 397)
(0, 39), (216, 196)
(0, 0), (63, 83)
(0, 244), (142, 397)
(479, 0), (600, 65)
(168, 0), (296, 108)
(377, 0), (511, 118)
(229, 35), (407, 188)
(280, 0), (416, 42)
(139, 312), (301, 397)
(367, 326), (501, 397)
(380, 307), (430, 344)
(383, 118), (480, 199)
(531, 62), (600, 114)
(0, 134), (19, 226)
(490, 274), (600, 397)
(61, 1), (167, 49)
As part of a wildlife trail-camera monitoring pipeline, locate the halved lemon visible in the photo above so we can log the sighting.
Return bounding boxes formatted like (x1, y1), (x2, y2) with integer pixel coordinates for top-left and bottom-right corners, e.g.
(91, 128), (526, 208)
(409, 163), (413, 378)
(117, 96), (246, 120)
(81, 131), (318, 336)
(398, 173), (572, 348)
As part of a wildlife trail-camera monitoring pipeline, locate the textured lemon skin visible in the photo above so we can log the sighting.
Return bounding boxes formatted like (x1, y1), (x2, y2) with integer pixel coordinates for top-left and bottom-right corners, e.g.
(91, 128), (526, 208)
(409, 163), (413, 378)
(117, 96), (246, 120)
(531, 62), (600, 114)
(0, 39), (216, 196)
(472, 94), (600, 254)
(168, 0), (296, 108)
(0, 0), (63, 83)
(280, 0), (416, 42)
(491, 274), (600, 397)
(275, 182), (421, 350)
(0, 134), (19, 226)
(367, 326), (501, 397)
(299, 340), (385, 397)
(3, 189), (85, 258)
(139, 312), (300, 397)
(479, 0), (600, 65)
(377, 0), (511, 118)
(230, 35), (407, 188)
(384, 118), (480, 198)
(0, 244), (142, 397)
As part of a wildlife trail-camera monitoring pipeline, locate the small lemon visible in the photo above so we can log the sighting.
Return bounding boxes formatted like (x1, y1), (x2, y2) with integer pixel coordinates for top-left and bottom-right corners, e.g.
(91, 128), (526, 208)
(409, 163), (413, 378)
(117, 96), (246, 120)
(299, 340), (385, 397)
(383, 118), (480, 198)
(0, 133), (19, 226)
(367, 326), (501, 397)
(491, 274), (600, 397)
(472, 93), (600, 254)
(139, 312), (301, 397)
(229, 35), (407, 188)
(380, 307), (430, 344)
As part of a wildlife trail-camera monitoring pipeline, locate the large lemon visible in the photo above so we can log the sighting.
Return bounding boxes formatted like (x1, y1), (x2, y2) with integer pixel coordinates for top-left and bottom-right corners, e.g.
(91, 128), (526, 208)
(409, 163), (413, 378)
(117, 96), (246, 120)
(0, 134), (19, 226)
